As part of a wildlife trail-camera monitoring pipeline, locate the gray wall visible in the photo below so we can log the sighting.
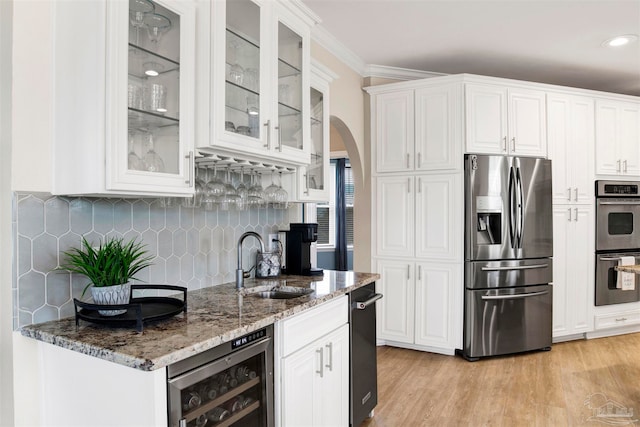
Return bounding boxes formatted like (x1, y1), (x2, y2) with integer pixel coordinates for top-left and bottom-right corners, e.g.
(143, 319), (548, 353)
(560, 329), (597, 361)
(13, 192), (291, 328)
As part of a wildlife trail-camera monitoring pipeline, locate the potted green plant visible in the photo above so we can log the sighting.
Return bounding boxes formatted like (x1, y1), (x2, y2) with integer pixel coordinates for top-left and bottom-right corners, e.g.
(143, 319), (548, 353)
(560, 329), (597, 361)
(60, 236), (153, 316)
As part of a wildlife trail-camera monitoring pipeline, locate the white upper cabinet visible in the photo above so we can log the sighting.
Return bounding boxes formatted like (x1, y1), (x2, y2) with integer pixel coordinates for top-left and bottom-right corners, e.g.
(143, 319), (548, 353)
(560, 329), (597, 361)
(374, 90), (415, 173)
(206, 0), (315, 165)
(465, 84), (547, 157)
(547, 94), (594, 204)
(52, 0), (196, 196)
(373, 85), (461, 173)
(414, 84), (462, 171)
(595, 99), (640, 176)
(296, 61), (336, 202)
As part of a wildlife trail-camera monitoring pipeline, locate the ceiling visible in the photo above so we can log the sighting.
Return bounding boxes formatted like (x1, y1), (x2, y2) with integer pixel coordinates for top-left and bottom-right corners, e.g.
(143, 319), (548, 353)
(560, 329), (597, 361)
(302, 0), (640, 96)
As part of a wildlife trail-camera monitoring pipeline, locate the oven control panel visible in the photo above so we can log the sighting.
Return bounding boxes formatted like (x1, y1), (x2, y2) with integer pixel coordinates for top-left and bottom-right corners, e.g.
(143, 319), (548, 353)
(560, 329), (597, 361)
(596, 180), (640, 197)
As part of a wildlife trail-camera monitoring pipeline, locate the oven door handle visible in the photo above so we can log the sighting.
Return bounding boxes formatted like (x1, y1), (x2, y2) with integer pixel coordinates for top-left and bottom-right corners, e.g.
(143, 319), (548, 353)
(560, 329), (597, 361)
(481, 263), (549, 271)
(598, 200), (640, 205)
(481, 290), (549, 300)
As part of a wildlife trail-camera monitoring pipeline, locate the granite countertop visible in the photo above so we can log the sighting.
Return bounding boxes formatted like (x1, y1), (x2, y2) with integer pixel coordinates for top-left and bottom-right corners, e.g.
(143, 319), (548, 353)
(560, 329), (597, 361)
(20, 271), (379, 371)
(615, 264), (640, 274)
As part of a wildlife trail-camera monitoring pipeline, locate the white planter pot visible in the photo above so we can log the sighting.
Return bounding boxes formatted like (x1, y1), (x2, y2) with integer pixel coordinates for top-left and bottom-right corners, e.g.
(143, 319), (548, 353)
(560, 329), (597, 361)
(91, 283), (131, 316)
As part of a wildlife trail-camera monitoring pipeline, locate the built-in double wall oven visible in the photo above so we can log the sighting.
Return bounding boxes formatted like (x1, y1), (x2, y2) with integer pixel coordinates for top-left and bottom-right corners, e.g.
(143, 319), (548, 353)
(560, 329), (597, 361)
(595, 181), (640, 306)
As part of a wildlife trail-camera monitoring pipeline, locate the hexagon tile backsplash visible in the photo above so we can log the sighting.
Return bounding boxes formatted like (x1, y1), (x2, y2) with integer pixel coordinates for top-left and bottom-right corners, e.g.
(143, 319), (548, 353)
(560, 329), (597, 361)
(12, 192), (291, 329)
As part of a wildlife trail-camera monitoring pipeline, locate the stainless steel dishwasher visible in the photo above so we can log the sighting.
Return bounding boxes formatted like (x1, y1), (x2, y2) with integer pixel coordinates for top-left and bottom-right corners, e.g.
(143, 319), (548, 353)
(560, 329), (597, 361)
(350, 283), (383, 426)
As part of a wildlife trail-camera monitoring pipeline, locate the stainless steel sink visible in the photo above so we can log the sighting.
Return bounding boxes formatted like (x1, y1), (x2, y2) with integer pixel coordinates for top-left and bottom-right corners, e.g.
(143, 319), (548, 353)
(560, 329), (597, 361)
(243, 285), (315, 299)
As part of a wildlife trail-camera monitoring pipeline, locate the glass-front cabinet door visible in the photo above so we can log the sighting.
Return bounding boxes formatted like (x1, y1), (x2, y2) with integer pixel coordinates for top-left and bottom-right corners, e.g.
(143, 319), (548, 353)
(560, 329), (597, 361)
(224, 0), (263, 147)
(108, 0), (195, 194)
(208, 0), (313, 166)
(298, 62), (335, 202)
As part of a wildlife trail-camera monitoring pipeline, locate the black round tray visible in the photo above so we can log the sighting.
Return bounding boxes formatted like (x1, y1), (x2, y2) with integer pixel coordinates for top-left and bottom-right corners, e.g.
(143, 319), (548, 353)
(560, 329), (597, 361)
(73, 285), (187, 332)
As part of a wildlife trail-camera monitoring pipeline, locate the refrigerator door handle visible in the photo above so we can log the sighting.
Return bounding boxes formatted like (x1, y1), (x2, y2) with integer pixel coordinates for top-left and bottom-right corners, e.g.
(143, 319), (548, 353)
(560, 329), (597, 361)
(481, 263), (549, 271)
(508, 166), (517, 249)
(481, 290), (549, 300)
(516, 167), (525, 248)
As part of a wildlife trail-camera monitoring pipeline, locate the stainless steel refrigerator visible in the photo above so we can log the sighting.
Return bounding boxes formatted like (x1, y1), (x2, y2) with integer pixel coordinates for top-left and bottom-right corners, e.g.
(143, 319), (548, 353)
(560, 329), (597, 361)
(463, 154), (553, 360)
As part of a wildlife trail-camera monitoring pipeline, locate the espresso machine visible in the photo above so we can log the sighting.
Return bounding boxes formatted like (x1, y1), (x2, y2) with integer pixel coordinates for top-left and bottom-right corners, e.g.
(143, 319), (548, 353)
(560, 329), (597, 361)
(282, 223), (323, 276)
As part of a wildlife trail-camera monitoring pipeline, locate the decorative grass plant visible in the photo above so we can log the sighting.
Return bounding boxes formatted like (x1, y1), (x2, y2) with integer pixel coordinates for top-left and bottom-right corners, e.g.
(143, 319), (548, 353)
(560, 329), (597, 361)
(60, 236), (153, 297)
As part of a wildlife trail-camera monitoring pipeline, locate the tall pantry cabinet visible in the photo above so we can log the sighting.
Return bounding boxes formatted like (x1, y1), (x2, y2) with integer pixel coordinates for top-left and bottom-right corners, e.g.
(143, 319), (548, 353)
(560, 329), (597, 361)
(367, 80), (464, 355)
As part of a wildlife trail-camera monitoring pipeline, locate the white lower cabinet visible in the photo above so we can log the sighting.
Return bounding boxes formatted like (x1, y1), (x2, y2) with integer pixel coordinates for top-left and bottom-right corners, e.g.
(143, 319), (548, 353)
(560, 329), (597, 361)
(552, 205), (594, 339)
(276, 295), (349, 427)
(375, 259), (462, 353)
(281, 324), (349, 427)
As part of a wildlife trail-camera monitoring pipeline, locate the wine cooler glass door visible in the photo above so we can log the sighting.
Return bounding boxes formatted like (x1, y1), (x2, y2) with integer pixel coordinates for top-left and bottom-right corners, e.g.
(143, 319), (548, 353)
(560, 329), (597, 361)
(168, 334), (274, 427)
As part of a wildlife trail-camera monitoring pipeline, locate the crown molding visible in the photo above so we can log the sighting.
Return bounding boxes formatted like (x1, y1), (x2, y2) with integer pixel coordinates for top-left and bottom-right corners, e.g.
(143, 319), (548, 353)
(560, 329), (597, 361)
(311, 24), (446, 81)
(311, 24), (366, 75)
(364, 64), (447, 81)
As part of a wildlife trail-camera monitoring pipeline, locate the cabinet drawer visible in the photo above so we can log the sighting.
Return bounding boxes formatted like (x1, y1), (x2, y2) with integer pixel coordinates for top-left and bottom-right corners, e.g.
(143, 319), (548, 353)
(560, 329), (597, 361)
(278, 295), (348, 356)
(594, 310), (640, 330)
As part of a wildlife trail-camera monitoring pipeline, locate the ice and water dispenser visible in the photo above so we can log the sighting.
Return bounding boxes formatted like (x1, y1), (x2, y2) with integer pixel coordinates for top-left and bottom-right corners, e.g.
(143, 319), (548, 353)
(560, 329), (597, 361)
(475, 196), (502, 245)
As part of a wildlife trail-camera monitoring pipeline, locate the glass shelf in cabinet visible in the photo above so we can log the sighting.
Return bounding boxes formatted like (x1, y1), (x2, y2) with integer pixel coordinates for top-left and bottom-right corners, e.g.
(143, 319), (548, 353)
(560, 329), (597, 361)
(128, 108), (179, 131)
(278, 57), (301, 78)
(225, 79), (259, 98)
(310, 116), (322, 126)
(128, 44), (179, 78)
(278, 102), (302, 118)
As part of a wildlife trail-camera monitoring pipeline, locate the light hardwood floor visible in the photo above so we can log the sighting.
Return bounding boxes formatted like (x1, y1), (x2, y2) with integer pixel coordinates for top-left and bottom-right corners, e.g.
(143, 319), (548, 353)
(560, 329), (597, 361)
(361, 333), (640, 426)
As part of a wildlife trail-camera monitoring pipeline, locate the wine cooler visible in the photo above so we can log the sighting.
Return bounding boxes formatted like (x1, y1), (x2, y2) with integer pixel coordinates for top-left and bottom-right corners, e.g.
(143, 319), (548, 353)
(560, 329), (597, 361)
(167, 326), (274, 427)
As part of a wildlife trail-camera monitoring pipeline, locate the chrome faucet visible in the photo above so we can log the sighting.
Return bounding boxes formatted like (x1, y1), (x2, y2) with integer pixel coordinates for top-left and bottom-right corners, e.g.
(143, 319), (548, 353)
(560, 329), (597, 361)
(236, 231), (265, 289)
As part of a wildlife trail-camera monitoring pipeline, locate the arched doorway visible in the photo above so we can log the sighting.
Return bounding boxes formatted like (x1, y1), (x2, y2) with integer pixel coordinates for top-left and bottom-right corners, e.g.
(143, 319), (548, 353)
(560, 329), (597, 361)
(314, 115), (368, 271)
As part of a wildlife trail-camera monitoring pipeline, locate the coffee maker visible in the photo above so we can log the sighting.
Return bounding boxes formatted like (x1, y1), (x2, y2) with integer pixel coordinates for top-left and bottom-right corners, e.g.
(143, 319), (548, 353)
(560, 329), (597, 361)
(282, 223), (323, 276)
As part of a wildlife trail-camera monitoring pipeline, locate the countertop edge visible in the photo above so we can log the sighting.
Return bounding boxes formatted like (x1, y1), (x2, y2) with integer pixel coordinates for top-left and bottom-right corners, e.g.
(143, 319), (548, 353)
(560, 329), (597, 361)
(20, 272), (380, 371)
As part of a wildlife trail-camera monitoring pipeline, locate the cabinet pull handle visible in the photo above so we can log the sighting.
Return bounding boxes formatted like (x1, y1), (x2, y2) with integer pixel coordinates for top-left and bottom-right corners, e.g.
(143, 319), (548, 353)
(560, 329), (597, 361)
(316, 348), (324, 378)
(623, 159), (628, 173)
(502, 137), (507, 152)
(567, 208), (572, 222)
(185, 151), (194, 186)
(407, 264), (410, 280)
(511, 137), (516, 152)
(418, 177), (421, 193)
(574, 188), (578, 202)
(418, 265), (422, 280)
(615, 317), (628, 322)
(179, 418), (187, 427)
(304, 173), (309, 195)
(417, 152), (422, 168)
(325, 342), (333, 372)
(617, 159), (621, 172)
(406, 153), (410, 169)
(574, 208), (578, 221)
(567, 188), (571, 201)
(407, 178), (411, 193)
(264, 120), (271, 149)
(276, 125), (282, 152)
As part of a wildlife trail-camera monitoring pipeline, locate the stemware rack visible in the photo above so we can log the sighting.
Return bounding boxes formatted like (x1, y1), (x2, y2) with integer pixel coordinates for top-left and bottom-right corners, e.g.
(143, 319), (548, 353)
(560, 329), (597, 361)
(195, 151), (296, 176)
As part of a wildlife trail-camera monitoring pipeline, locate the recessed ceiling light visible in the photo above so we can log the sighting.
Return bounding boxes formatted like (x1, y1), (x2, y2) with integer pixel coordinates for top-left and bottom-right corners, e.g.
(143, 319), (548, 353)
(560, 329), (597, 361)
(603, 34), (638, 47)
